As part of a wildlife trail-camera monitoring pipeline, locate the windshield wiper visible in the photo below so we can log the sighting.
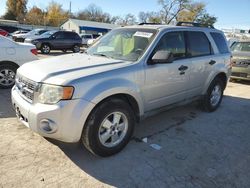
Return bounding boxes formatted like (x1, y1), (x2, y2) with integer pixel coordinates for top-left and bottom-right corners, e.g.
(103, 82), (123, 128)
(93, 53), (110, 58)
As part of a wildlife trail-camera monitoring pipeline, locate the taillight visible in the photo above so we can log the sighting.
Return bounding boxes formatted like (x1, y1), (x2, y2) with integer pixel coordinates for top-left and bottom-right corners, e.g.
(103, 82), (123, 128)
(31, 49), (38, 55)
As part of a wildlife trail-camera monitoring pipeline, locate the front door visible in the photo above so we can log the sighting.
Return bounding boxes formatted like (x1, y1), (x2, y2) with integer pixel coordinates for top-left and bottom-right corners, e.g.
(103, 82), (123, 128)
(143, 31), (191, 112)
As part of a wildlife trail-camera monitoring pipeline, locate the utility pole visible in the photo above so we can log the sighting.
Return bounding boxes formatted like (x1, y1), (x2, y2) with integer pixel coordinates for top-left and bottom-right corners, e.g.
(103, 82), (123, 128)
(69, 1), (72, 18)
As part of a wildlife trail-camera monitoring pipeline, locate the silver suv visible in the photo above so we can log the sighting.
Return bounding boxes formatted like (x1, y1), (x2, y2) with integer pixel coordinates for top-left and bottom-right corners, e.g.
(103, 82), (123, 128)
(12, 22), (231, 157)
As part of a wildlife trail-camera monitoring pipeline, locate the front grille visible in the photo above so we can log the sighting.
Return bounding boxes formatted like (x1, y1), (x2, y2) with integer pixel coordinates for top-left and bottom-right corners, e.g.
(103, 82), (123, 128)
(232, 59), (250, 67)
(16, 75), (37, 103)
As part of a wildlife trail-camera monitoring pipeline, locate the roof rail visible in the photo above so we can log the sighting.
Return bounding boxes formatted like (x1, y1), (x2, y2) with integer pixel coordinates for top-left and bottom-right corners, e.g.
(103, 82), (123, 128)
(176, 22), (215, 29)
(138, 22), (162, 25)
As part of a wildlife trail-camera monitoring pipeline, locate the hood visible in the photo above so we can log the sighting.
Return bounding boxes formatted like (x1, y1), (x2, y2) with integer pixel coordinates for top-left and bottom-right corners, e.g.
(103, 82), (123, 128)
(232, 51), (250, 59)
(17, 53), (131, 85)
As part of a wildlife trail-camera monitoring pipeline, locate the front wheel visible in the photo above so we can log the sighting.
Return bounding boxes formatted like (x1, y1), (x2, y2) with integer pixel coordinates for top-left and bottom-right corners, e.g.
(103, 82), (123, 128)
(41, 44), (51, 54)
(81, 98), (135, 157)
(0, 64), (18, 89)
(201, 78), (224, 112)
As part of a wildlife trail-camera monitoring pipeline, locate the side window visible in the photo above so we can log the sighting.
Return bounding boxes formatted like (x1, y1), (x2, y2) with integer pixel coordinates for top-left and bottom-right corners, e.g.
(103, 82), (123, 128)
(154, 31), (186, 60)
(187, 31), (211, 57)
(55, 32), (65, 39)
(210, 32), (229, 54)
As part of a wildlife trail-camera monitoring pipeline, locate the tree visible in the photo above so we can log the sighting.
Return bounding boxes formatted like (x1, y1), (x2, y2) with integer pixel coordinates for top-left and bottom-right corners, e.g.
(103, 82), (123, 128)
(4, 0), (28, 21)
(196, 13), (217, 26)
(45, 1), (69, 26)
(115, 14), (137, 26)
(158, 0), (190, 24)
(25, 6), (45, 25)
(138, 11), (161, 23)
(76, 4), (114, 23)
(177, 2), (205, 22)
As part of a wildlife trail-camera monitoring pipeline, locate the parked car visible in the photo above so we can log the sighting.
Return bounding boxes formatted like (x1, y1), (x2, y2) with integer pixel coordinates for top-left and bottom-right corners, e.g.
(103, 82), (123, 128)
(0, 29), (8, 36)
(27, 30), (82, 54)
(87, 35), (102, 47)
(0, 36), (38, 88)
(12, 29), (48, 42)
(80, 34), (100, 46)
(0, 25), (23, 33)
(230, 40), (250, 81)
(12, 22), (231, 157)
(11, 30), (29, 35)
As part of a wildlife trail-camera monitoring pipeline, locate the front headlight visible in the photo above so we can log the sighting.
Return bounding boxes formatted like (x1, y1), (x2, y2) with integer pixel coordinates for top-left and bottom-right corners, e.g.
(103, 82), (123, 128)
(38, 84), (74, 104)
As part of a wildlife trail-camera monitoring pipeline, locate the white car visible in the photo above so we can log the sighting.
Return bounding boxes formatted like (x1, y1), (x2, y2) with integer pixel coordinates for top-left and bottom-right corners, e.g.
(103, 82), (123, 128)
(80, 34), (100, 45)
(12, 29), (48, 42)
(0, 36), (38, 88)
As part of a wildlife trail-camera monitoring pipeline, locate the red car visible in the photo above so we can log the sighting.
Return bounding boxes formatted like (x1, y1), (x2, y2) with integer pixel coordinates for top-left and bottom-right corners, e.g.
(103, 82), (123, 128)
(0, 29), (8, 36)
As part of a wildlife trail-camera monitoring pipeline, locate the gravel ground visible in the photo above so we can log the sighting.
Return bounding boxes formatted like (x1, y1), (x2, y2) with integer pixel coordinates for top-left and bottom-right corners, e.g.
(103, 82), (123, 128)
(0, 80), (250, 188)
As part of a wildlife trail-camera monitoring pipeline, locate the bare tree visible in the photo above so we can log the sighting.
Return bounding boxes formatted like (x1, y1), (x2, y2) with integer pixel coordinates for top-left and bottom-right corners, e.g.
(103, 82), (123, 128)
(158, 0), (189, 24)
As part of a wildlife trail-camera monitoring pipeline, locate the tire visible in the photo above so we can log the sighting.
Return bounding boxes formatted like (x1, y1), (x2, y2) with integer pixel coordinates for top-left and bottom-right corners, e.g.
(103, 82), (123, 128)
(81, 98), (135, 157)
(201, 78), (224, 112)
(0, 64), (18, 89)
(41, 44), (51, 54)
(72, 45), (80, 53)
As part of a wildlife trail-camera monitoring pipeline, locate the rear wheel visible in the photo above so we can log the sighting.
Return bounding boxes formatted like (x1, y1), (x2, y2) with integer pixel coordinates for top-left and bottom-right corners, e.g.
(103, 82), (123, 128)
(201, 78), (224, 112)
(72, 45), (80, 53)
(0, 64), (18, 89)
(81, 98), (135, 157)
(41, 44), (51, 54)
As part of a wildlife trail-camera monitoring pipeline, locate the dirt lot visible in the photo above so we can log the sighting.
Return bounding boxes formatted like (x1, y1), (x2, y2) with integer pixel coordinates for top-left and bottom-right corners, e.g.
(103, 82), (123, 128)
(0, 54), (250, 187)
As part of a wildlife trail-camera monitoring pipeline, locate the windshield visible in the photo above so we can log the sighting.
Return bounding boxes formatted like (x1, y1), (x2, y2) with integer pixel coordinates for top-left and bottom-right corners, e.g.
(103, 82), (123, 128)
(231, 42), (250, 52)
(27, 29), (41, 35)
(41, 30), (57, 37)
(86, 28), (157, 61)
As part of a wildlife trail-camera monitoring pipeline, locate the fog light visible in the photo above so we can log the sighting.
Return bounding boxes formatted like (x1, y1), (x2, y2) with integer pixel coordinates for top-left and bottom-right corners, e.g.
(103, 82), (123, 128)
(39, 119), (57, 134)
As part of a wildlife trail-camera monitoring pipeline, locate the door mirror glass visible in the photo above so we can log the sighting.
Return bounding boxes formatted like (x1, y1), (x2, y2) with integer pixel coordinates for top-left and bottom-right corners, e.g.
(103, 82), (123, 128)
(150, 50), (174, 64)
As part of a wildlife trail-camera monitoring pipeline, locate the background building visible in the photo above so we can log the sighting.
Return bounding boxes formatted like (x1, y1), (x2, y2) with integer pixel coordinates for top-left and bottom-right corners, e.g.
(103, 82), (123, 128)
(60, 19), (119, 35)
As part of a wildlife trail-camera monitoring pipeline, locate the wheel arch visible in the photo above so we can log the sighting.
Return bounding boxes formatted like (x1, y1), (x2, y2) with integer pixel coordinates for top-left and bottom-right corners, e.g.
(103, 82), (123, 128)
(0, 61), (19, 69)
(202, 71), (228, 94)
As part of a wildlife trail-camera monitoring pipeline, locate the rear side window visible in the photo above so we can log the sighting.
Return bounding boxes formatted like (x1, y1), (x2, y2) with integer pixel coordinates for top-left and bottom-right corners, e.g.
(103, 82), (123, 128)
(55, 32), (65, 39)
(187, 31), (211, 57)
(210, 32), (229, 54)
(65, 32), (80, 39)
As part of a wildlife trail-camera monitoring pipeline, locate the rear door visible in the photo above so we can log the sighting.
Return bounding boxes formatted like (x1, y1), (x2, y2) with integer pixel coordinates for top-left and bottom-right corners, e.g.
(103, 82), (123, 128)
(53, 31), (66, 49)
(185, 31), (215, 98)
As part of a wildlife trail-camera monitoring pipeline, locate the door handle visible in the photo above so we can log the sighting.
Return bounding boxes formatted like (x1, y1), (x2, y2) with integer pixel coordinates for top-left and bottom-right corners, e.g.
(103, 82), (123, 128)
(209, 60), (216, 65)
(178, 65), (188, 71)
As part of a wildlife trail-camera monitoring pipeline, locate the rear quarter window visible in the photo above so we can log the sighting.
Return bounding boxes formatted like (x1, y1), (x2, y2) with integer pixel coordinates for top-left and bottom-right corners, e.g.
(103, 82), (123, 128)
(210, 32), (229, 54)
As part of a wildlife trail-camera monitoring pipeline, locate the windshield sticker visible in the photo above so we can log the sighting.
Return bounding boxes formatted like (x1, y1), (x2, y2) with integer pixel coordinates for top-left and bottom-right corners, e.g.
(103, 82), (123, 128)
(134, 32), (153, 38)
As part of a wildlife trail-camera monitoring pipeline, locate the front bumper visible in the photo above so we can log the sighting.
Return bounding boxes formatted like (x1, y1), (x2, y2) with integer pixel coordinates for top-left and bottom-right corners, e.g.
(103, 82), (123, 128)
(231, 66), (250, 80)
(11, 86), (95, 143)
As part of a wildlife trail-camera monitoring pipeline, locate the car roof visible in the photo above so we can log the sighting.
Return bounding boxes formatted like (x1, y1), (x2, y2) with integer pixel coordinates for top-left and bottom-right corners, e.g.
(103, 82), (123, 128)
(121, 24), (222, 33)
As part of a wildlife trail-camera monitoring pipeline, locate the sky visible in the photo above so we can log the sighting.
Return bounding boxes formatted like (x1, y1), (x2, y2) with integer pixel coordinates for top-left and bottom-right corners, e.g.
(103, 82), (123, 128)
(0, 0), (249, 30)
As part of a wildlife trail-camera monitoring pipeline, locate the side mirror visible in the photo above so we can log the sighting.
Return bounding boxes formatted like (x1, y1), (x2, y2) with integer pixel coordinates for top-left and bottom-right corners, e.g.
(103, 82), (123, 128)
(149, 50), (174, 64)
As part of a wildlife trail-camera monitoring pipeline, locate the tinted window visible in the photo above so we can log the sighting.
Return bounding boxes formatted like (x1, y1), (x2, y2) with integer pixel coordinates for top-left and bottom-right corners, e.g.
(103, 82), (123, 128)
(210, 32), (229, 53)
(187, 31), (211, 57)
(38, 30), (47, 35)
(154, 31), (186, 60)
(55, 32), (65, 39)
